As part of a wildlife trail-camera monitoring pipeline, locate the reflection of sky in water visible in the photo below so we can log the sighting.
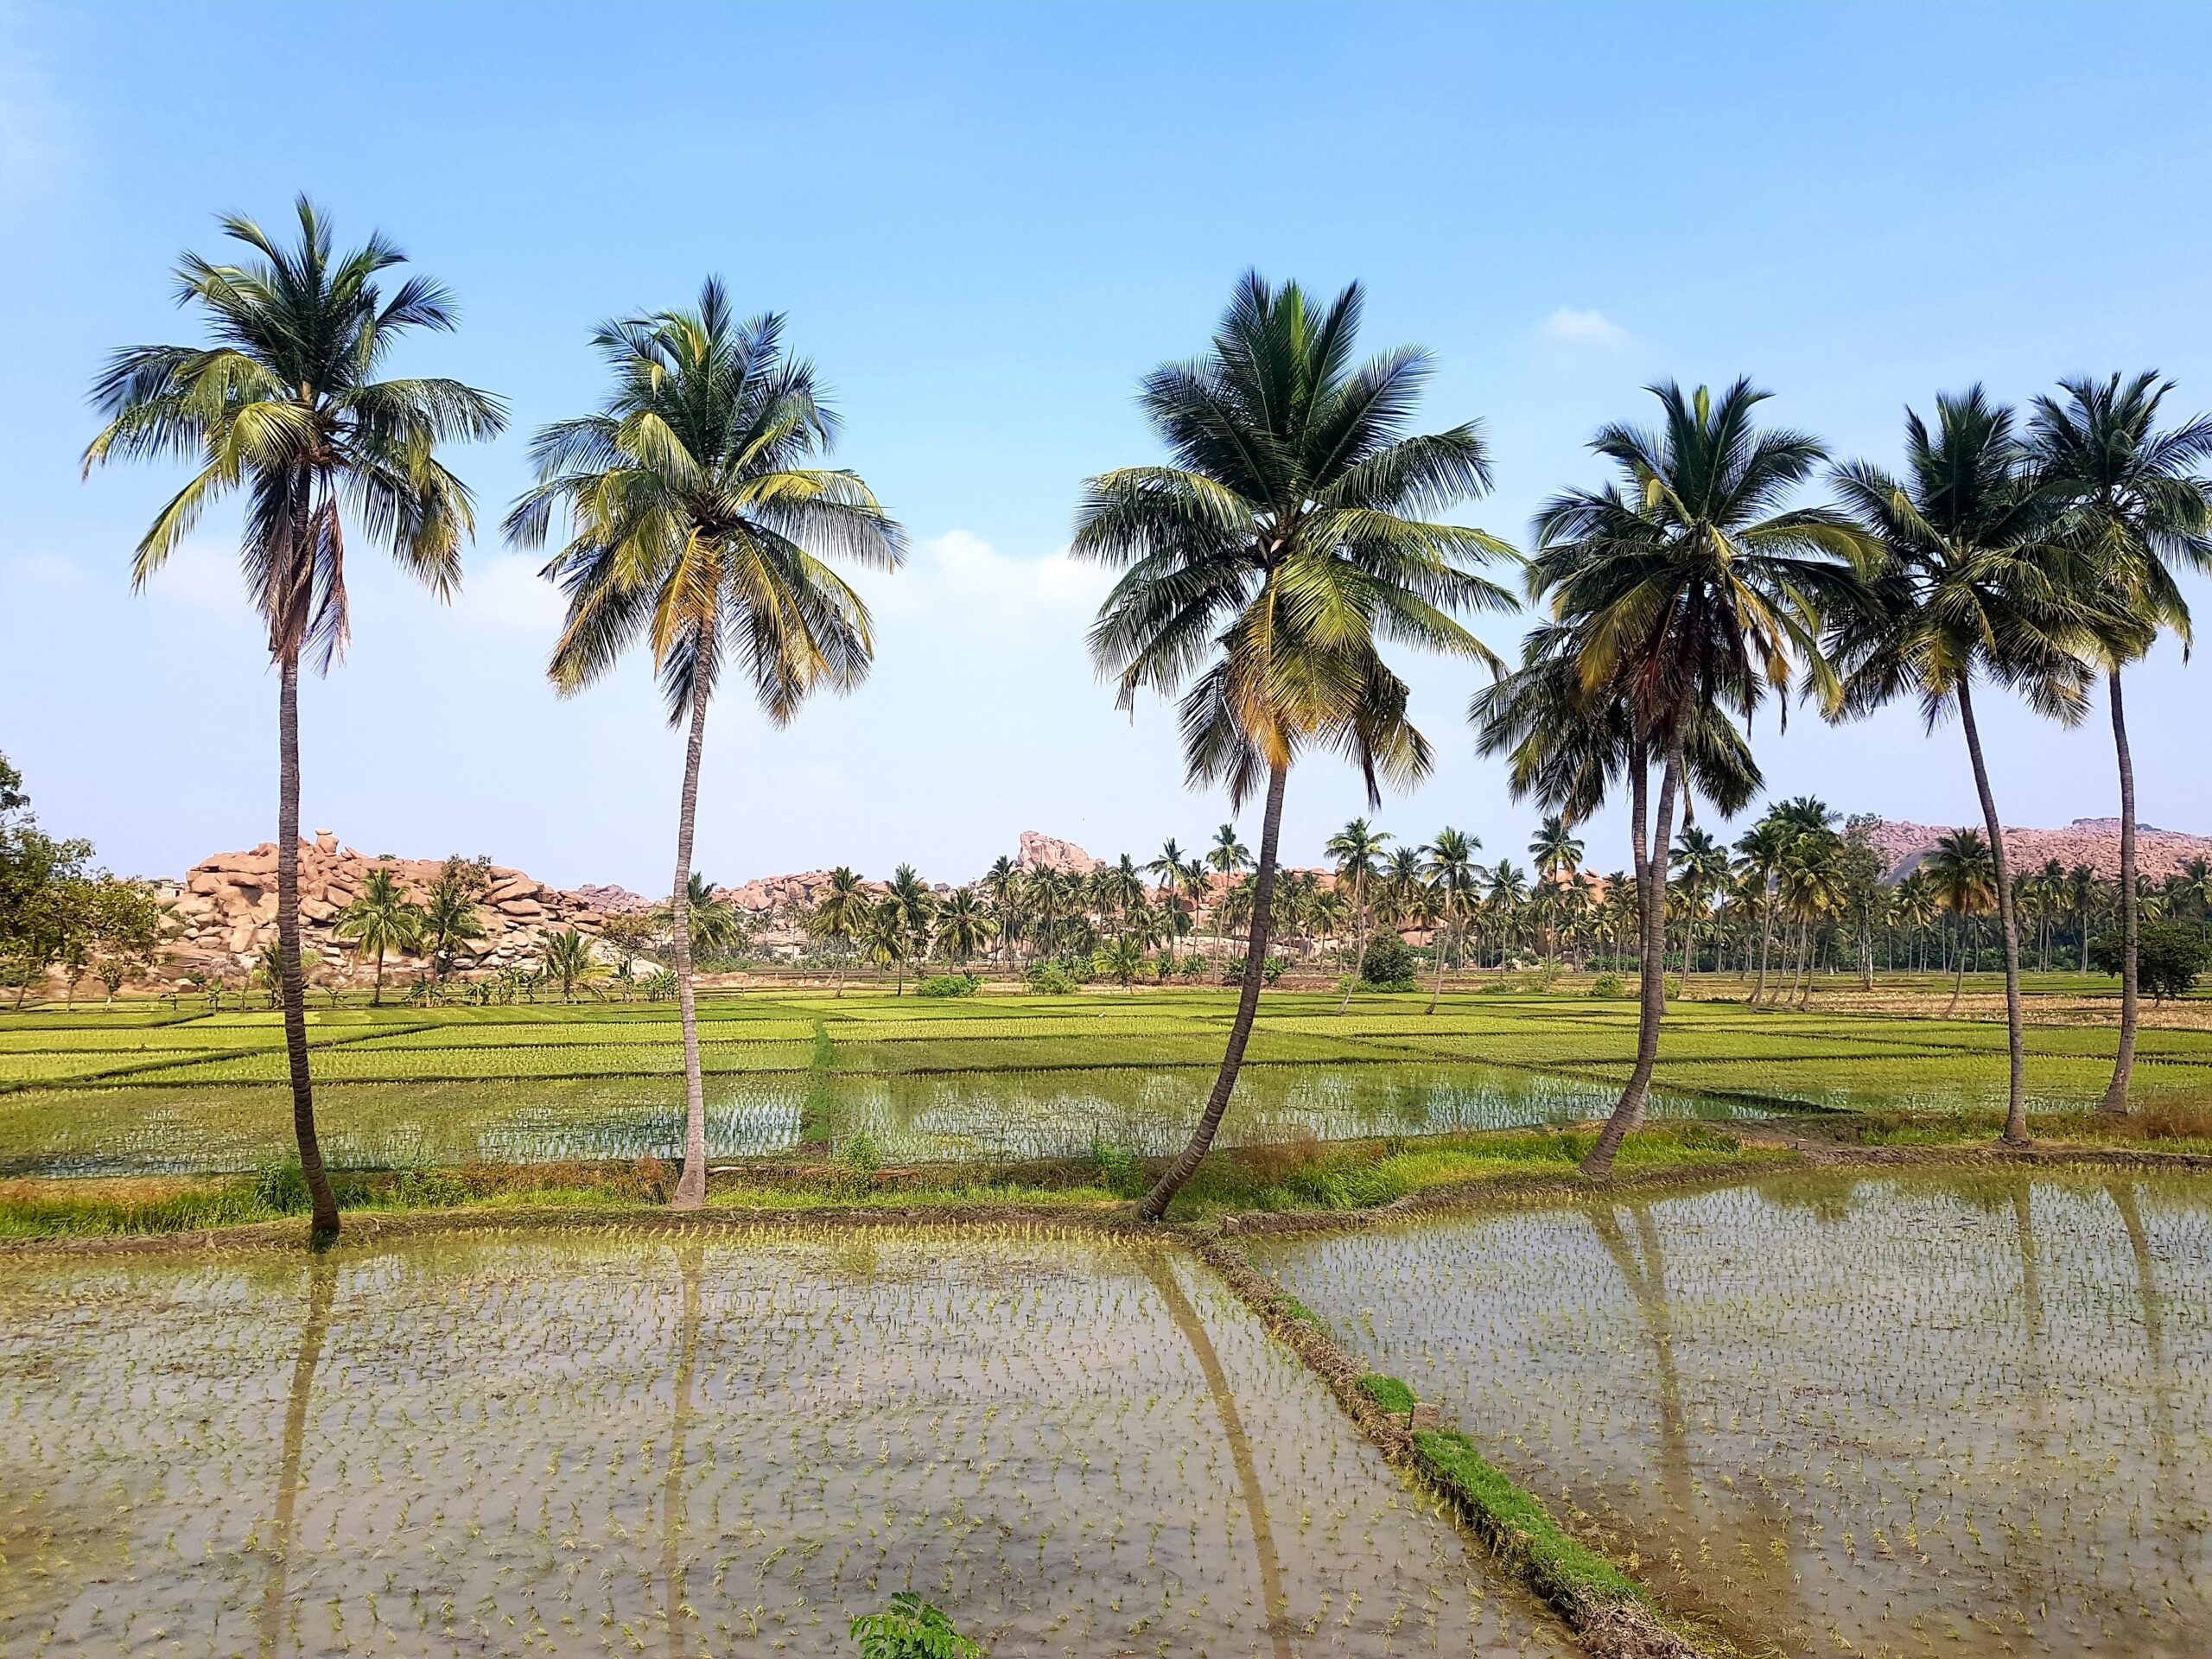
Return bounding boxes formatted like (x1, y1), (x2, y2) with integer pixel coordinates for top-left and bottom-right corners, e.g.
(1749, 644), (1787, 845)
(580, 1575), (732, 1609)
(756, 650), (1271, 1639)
(1255, 1167), (2212, 1659)
(9, 1062), (1762, 1173)
(0, 1229), (1574, 1657)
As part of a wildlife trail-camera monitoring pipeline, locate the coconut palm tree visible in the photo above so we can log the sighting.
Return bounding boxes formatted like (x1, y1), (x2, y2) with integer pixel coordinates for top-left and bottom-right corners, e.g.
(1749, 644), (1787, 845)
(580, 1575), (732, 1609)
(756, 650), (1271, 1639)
(863, 899), (912, 995)
(1923, 830), (1997, 1014)
(509, 280), (902, 1209)
(662, 873), (747, 962)
(809, 867), (872, 995)
(978, 856), (1021, 966)
(1670, 827), (1732, 995)
(883, 865), (936, 964)
(1075, 272), (1513, 1220)
(1828, 387), (2101, 1144)
(1731, 819), (1792, 1006)
(1325, 817), (1392, 1010)
(1421, 829), (1482, 1012)
(1776, 827), (1845, 1008)
(1531, 380), (1866, 1175)
(1145, 840), (1188, 905)
(932, 887), (997, 964)
(540, 927), (607, 1002)
(2030, 373), (2212, 1116)
(332, 868), (423, 1006)
(85, 200), (505, 1236)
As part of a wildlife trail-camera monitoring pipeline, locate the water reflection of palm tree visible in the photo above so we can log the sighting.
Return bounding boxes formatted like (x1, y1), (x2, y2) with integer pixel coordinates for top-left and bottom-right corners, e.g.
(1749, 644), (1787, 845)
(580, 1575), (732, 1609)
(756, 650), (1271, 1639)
(1586, 1204), (1694, 1516)
(2107, 1182), (2177, 1573)
(1141, 1253), (1293, 1659)
(259, 1253), (337, 1657)
(664, 1242), (705, 1659)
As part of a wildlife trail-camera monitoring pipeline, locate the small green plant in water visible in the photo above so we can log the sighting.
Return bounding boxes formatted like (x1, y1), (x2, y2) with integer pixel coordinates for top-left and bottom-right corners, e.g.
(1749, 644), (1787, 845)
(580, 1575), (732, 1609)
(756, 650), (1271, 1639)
(850, 1592), (983, 1658)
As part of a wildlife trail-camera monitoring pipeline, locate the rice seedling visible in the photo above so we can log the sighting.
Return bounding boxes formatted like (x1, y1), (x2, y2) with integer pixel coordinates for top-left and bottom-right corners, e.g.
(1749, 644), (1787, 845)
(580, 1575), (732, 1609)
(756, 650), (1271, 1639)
(1250, 1167), (2212, 1659)
(0, 1225), (1577, 1656)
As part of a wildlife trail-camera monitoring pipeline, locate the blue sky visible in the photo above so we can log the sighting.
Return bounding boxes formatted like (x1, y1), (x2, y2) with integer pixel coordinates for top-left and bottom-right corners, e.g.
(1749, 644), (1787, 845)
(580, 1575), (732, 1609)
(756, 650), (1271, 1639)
(3, 1), (2209, 892)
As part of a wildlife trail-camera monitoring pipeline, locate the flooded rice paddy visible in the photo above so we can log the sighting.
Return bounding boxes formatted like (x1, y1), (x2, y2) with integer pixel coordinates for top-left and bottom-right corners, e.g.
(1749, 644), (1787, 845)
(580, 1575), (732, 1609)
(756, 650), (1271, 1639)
(0, 1063), (1756, 1177)
(1250, 1167), (2212, 1659)
(0, 1225), (1573, 1657)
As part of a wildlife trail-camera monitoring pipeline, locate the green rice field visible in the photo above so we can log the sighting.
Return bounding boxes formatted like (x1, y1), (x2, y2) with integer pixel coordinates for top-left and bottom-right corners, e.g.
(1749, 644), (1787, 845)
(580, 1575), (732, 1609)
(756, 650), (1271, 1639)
(2, 990), (2208, 1174)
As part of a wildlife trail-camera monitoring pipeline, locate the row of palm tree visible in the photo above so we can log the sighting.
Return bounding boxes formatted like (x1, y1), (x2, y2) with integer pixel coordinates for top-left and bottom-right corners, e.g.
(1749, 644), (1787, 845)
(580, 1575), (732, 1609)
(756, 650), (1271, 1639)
(88, 203), (2209, 1230)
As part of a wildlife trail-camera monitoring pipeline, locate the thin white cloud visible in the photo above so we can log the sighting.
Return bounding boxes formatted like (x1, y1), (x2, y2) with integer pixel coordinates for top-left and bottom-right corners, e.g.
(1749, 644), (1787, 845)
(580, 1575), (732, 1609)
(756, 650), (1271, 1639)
(1540, 307), (1628, 346)
(143, 543), (246, 611)
(875, 530), (1114, 621)
(450, 553), (569, 635)
(0, 550), (87, 593)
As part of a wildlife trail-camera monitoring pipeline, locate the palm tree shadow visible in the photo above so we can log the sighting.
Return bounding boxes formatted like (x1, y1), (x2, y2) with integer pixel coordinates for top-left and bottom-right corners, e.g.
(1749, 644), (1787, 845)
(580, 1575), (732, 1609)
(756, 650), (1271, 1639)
(257, 1252), (337, 1658)
(1141, 1252), (1294, 1659)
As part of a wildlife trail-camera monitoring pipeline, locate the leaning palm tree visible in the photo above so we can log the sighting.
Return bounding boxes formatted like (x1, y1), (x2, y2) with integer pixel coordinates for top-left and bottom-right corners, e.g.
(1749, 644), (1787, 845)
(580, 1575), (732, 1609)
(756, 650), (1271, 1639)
(1828, 387), (2100, 1143)
(85, 199), (505, 1235)
(508, 279), (903, 1209)
(1325, 817), (1392, 1010)
(332, 868), (423, 1007)
(2030, 373), (2212, 1116)
(1076, 272), (1513, 1221)
(1516, 378), (1863, 1177)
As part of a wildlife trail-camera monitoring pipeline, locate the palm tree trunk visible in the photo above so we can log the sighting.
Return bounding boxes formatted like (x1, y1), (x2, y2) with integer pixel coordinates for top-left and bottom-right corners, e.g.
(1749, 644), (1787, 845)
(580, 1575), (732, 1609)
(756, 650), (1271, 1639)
(1424, 898), (1452, 1015)
(2100, 667), (2139, 1117)
(372, 944), (385, 1007)
(1583, 733), (1679, 1179)
(1137, 762), (1287, 1222)
(1750, 895), (1772, 1006)
(669, 670), (712, 1211)
(1335, 874), (1365, 1014)
(1957, 680), (2029, 1144)
(276, 652), (339, 1236)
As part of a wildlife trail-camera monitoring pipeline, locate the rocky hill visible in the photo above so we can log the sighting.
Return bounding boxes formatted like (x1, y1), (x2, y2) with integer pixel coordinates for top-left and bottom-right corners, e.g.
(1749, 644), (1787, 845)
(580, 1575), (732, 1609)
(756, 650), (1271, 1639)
(158, 832), (648, 988)
(1866, 817), (2212, 881)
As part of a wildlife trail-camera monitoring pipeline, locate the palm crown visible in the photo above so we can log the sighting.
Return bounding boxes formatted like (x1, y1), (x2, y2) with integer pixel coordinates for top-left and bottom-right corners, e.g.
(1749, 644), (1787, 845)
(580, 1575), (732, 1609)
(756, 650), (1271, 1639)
(507, 277), (904, 722)
(1074, 272), (1514, 805)
(85, 196), (506, 666)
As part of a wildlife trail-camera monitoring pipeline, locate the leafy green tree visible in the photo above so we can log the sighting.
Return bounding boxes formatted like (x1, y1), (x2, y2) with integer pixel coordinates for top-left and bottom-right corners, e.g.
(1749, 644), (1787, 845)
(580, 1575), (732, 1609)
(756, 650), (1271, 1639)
(539, 927), (607, 1001)
(510, 279), (903, 1208)
(84, 200), (503, 1235)
(0, 759), (96, 1009)
(2090, 922), (2206, 1004)
(1076, 273), (1511, 1220)
(89, 876), (164, 1007)
(333, 868), (423, 1005)
(1828, 387), (2101, 1142)
(2031, 373), (2212, 1114)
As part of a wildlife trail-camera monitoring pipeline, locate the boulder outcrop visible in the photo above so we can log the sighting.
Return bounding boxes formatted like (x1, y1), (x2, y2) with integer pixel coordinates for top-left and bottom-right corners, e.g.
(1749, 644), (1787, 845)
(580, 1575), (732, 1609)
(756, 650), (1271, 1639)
(1866, 817), (2212, 881)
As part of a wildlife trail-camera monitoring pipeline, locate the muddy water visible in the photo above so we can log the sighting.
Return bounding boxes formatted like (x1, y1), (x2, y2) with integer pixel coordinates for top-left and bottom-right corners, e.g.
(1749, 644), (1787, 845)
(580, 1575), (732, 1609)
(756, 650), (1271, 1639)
(1251, 1168), (2212, 1659)
(0, 1226), (1573, 1656)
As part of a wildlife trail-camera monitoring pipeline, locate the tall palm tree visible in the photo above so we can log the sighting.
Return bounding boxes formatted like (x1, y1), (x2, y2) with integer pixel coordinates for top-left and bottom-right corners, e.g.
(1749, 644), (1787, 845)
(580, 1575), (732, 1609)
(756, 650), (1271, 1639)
(509, 279), (903, 1209)
(863, 899), (912, 995)
(1325, 817), (1392, 1010)
(1669, 826), (1731, 995)
(1075, 272), (1512, 1221)
(1421, 829), (1482, 1011)
(332, 868), (423, 1007)
(1527, 815), (1585, 968)
(1828, 387), (2099, 1144)
(979, 856), (1022, 966)
(1507, 379), (1854, 1174)
(1923, 830), (1997, 1014)
(809, 866), (872, 995)
(932, 887), (996, 964)
(2066, 862), (2101, 975)
(1776, 828), (1844, 1009)
(1732, 818), (1792, 1006)
(85, 200), (504, 1236)
(884, 864), (936, 964)
(2030, 373), (2212, 1116)
(540, 927), (607, 1002)
(1145, 839), (1188, 904)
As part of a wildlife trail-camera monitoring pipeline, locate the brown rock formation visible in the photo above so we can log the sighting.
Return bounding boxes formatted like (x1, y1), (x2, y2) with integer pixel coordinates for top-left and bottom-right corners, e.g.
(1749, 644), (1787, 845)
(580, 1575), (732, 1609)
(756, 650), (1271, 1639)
(1864, 817), (2212, 881)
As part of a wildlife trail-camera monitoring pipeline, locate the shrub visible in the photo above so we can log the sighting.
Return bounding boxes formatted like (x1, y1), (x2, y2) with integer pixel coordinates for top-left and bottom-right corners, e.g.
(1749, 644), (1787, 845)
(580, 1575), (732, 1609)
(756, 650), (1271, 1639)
(1262, 954), (1287, 985)
(1089, 1139), (1145, 1198)
(1359, 934), (1418, 987)
(1178, 955), (1206, 979)
(850, 1592), (983, 1659)
(1588, 971), (1625, 998)
(1024, 963), (1079, 995)
(836, 1132), (881, 1198)
(2090, 923), (2208, 1003)
(915, 974), (981, 999)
